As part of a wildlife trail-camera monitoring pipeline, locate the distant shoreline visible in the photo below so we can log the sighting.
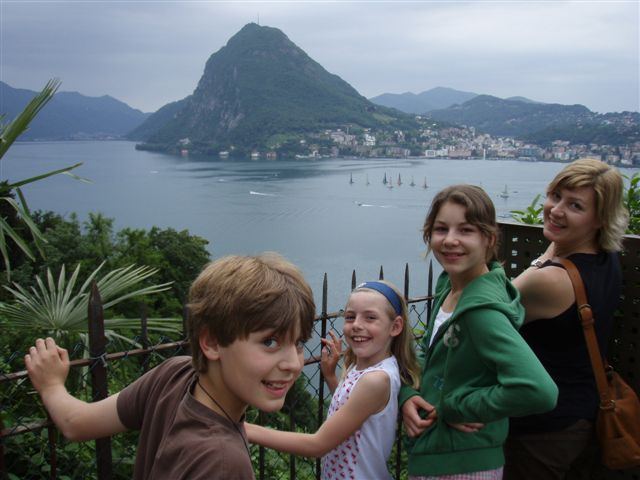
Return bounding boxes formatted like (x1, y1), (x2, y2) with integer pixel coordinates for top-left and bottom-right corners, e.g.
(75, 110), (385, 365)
(12, 139), (637, 168)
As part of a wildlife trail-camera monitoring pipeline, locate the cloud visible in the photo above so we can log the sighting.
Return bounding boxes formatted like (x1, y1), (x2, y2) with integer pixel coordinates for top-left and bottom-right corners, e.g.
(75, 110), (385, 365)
(1, 0), (637, 113)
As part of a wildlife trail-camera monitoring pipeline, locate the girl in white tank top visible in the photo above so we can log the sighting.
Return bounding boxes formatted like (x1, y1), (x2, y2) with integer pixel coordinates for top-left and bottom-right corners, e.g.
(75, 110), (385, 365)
(245, 280), (421, 479)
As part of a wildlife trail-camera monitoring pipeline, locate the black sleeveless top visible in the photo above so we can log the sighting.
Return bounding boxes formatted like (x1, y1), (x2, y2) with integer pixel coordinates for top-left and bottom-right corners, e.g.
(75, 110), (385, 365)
(510, 251), (621, 434)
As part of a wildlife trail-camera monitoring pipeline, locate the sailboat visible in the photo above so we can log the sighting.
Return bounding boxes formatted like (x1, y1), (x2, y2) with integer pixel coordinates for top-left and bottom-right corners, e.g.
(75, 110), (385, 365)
(422, 177), (428, 189)
(410, 176), (415, 187)
(383, 172), (388, 185)
(500, 185), (509, 199)
(349, 173), (354, 185)
(397, 173), (402, 186)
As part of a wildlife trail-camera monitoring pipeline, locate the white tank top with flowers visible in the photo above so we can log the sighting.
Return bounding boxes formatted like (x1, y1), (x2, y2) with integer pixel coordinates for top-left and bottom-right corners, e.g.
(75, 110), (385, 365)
(321, 355), (400, 480)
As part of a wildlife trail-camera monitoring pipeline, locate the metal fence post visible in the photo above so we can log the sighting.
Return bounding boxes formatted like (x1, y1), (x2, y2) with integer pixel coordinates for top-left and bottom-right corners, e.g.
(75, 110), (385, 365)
(427, 260), (434, 321)
(140, 303), (150, 373)
(46, 414), (58, 480)
(315, 273), (328, 480)
(182, 305), (191, 356)
(0, 414), (5, 480)
(289, 410), (296, 480)
(394, 263), (411, 480)
(258, 411), (265, 480)
(88, 282), (112, 480)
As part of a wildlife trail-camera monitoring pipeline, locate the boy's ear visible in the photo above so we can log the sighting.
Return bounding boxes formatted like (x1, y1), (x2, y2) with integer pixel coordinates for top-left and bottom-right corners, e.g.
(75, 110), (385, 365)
(488, 233), (497, 249)
(390, 315), (404, 337)
(199, 328), (221, 361)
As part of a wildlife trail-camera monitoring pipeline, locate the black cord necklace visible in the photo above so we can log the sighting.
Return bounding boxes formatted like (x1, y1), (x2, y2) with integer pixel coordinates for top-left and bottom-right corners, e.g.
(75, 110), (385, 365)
(197, 378), (251, 458)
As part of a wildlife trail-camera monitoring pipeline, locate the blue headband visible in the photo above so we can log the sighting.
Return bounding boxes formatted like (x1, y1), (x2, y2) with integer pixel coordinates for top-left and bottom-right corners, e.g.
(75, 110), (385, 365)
(356, 281), (403, 316)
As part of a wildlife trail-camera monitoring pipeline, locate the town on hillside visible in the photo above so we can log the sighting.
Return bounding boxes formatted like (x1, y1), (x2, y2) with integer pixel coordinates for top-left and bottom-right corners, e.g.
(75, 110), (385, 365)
(190, 113), (640, 166)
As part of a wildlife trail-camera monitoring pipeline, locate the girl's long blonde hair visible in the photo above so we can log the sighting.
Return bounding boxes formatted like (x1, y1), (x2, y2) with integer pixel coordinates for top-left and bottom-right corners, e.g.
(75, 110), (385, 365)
(341, 280), (420, 389)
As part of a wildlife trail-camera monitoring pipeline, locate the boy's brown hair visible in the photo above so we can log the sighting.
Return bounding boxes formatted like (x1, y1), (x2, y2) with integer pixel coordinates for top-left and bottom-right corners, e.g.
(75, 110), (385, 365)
(187, 253), (316, 372)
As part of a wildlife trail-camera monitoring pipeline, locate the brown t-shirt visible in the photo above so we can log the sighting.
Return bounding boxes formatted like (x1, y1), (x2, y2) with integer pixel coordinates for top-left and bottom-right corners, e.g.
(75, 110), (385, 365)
(117, 356), (255, 479)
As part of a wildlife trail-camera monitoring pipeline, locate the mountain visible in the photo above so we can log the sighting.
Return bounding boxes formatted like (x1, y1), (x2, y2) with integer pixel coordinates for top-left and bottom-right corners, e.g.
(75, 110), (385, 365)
(128, 98), (188, 141)
(521, 112), (640, 146)
(369, 87), (478, 114)
(131, 23), (415, 153)
(506, 96), (540, 104)
(427, 94), (594, 137)
(0, 81), (149, 140)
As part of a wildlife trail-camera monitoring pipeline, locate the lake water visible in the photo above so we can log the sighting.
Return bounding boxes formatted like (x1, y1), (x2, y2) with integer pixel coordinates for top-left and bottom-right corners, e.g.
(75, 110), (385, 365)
(3, 141), (634, 310)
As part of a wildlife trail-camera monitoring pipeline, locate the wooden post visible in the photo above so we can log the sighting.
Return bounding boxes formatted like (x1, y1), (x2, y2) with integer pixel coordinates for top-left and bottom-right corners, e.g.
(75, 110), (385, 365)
(88, 282), (112, 479)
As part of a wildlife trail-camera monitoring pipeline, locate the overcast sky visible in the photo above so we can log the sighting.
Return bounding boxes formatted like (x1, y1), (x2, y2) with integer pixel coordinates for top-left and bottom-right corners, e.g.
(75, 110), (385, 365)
(1, 1), (638, 114)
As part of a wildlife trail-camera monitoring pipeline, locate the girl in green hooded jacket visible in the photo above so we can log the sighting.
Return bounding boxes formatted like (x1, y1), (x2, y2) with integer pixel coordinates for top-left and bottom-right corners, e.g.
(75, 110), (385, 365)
(400, 184), (558, 479)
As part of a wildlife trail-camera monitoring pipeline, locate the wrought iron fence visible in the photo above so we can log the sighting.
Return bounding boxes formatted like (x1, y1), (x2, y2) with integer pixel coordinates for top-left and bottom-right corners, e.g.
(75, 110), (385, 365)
(1, 222), (639, 480)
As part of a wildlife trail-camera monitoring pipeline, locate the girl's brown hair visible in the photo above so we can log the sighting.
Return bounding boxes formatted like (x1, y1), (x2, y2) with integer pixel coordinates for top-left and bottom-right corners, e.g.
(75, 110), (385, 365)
(342, 281), (420, 389)
(422, 184), (499, 262)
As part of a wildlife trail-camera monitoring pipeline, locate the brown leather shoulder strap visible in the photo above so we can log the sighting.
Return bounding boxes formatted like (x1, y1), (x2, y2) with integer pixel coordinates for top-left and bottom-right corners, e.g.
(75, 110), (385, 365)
(554, 257), (611, 404)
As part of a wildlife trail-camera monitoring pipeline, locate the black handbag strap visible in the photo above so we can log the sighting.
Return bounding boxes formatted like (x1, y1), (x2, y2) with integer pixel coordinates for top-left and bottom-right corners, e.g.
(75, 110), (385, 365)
(554, 257), (614, 408)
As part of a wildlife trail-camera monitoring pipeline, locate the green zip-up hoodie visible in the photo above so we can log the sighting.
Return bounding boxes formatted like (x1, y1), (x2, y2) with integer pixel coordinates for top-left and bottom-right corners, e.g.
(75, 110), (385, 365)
(399, 262), (558, 476)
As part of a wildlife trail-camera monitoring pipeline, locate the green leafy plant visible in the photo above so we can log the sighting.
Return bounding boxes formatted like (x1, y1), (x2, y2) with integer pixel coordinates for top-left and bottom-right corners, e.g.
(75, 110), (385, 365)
(623, 173), (640, 234)
(510, 194), (544, 225)
(0, 262), (178, 346)
(0, 79), (86, 278)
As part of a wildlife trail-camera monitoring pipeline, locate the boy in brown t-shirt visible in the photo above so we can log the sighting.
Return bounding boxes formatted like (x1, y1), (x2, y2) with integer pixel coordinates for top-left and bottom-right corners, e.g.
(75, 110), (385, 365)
(25, 253), (316, 479)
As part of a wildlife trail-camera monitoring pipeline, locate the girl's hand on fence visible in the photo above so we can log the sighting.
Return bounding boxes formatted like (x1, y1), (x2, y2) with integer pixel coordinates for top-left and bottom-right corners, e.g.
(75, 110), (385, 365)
(24, 337), (70, 394)
(320, 331), (342, 392)
(448, 422), (485, 433)
(402, 395), (437, 437)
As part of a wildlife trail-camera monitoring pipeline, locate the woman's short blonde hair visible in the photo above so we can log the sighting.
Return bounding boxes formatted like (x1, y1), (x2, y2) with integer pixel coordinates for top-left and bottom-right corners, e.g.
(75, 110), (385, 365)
(547, 158), (629, 252)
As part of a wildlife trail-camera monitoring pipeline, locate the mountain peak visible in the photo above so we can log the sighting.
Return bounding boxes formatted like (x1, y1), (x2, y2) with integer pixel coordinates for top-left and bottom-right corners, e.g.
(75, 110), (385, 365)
(228, 22), (291, 47)
(133, 23), (412, 153)
(370, 87), (478, 114)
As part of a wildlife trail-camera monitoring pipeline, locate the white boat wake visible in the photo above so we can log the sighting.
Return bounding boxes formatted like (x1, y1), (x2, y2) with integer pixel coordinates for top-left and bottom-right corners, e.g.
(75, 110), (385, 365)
(250, 191), (277, 197)
(355, 201), (393, 208)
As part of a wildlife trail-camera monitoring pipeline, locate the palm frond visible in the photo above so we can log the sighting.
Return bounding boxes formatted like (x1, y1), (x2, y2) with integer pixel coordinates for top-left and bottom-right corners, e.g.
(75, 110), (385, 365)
(0, 219), (15, 278)
(0, 78), (61, 159)
(15, 188), (46, 258)
(0, 79), (91, 278)
(8, 163), (86, 189)
(0, 215), (36, 266)
(0, 263), (174, 339)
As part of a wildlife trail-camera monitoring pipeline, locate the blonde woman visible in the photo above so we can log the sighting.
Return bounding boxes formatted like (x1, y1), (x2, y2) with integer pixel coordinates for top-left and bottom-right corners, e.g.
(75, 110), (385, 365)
(505, 159), (629, 479)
